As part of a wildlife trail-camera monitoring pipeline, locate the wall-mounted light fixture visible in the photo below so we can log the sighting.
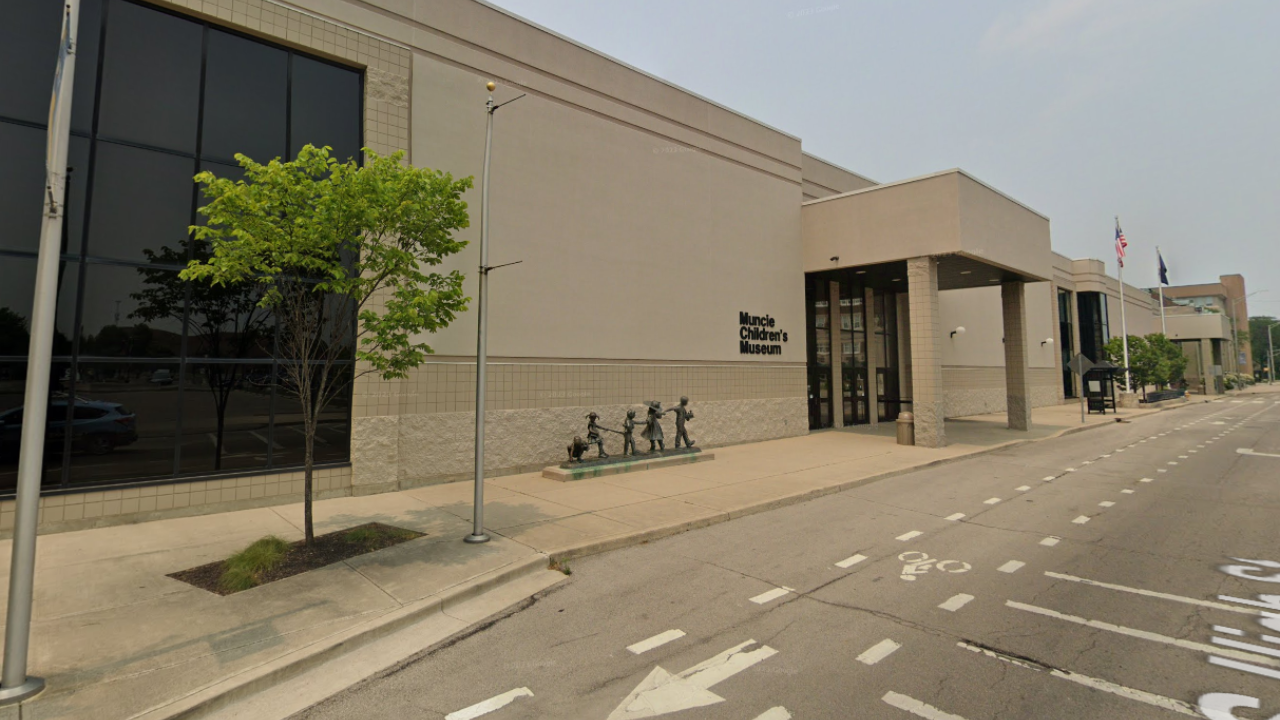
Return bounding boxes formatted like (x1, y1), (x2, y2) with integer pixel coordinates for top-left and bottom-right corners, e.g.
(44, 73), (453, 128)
(830, 256), (839, 264)
(950, 326), (966, 338)
(1041, 338), (1055, 347)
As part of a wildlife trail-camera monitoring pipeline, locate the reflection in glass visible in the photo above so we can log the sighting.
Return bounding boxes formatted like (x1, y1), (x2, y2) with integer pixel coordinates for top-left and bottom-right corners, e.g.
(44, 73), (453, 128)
(202, 30), (287, 164)
(290, 56), (362, 163)
(0, 0), (63, 125)
(0, 122), (47, 255)
(87, 142), (196, 262)
(0, 362), (66, 492)
(0, 257), (78, 359)
(273, 364), (352, 466)
(78, 263), (184, 357)
(179, 364), (272, 474)
(97, 0), (202, 153)
(63, 362), (178, 485)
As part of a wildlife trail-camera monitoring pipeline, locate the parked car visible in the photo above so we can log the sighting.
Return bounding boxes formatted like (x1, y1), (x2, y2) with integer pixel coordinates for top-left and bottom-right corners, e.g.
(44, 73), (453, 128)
(0, 399), (138, 458)
(149, 369), (174, 385)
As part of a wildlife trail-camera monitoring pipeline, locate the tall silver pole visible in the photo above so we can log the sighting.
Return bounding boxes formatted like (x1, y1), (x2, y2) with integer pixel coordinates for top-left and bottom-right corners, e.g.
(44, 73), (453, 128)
(466, 85), (496, 544)
(1, 0), (80, 704)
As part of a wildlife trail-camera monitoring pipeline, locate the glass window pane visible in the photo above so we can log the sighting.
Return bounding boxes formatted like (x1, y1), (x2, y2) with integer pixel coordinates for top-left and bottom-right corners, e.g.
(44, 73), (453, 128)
(78, 262), (184, 358)
(182, 273), (274, 361)
(71, 0), (104, 134)
(273, 365), (351, 466)
(0, 256), (79, 360)
(0, 122), (47, 255)
(178, 363), (272, 474)
(62, 361), (177, 486)
(201, 30), (287, 164)
(97, 0), (202, 153)
(0, 362), (65, 492)
(0, 0), (63, 124)
(87, 142), (195, 262)
(290, 56), (361, 163)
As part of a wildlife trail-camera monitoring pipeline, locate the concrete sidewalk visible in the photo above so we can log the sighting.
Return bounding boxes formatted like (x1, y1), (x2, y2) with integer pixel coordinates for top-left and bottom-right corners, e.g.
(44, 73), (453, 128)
(0, 400), (1171, 720)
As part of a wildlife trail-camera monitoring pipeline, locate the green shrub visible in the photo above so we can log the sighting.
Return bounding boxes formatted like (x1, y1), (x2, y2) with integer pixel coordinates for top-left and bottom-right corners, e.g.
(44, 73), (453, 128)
(219, 536), (290, 592)
(345, 526), (381, 549)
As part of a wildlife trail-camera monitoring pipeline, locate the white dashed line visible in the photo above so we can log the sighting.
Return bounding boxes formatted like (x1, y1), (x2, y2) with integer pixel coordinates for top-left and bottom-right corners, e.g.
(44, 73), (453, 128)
(1167, 462), (1178, 466)
(1015, 485), (1031, 492)
(1073, 516), (1091, 524)
(938, 593), (975, 612)
(1215, 626), (1245, 636)
(1178, 455), (1188, 459)
(998, 561), (1026, 574)
(896, 531), (923, 541)
(1121, 489), (1135, 494)
(836, 554), (868, 569)
(1099, 501), (1115, 508)
(1157, 469), (1168, 473)
(750, 587), (794, 605)
(945, 513), (966, 521)
(1042, 476), (1056, 481)
(984, 498), (1002, 505)
(882, 691), (968, 720)
(1140, 478), (1154, 483)
(857, 639), (901, 665)
(1040, 537), (1060, 547)
(446, 688), (535, 720)
(627, 629), (686, 654)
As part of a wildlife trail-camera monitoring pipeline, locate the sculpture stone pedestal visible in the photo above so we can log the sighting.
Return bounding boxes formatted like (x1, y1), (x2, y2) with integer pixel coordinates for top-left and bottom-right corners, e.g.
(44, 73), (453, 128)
(543, 447), (714, 482)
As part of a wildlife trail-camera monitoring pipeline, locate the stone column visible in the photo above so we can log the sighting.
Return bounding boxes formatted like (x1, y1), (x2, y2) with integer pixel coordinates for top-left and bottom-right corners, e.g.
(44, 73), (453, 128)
(866, 287), (881, 427)
(907, 257), (945, 447)
(1201, 338), (1218, 395)
(1002, 281), (1032, 431)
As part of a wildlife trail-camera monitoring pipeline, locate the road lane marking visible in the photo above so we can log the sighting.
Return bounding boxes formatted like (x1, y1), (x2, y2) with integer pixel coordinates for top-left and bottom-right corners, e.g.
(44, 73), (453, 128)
(752, 708), (791, 720)
(1121, 489), (1135, 494)
(1238, 448), (1280, 458)
(1082, 461), (1093, 465)
(446, 688), (534, 720)
(1040, 537), (1060, 546)
(1178, 455), (1188, 459)
(1043, 572), (1263, 615)
(1213, 636), (1280, 659)
(998, 561), (1026, 573)
(1005, 601), (1280, 667)
(1072, 516), (1091, 524)
(750, 587), (793, 605)
(984, 498), (1002, 505)
(857, 639), (901, 665)
(608, 639), (778, 719)
(1099, 501), (1115, 508)
(1214, 626), (1245, 636)
(1140, 477), (1154, 482)
(938, 593), (975, 612)
(882, 692), (967, 720)
(896, 531), (923, 541)
(958, 642), (1199, 716)
(1208, 655), (1280, 681)
(836, 554), (868, 569)
(1168, 461), (1179, 466)
(1015, 485), (1030, 492)
(628, 630), (686, 655)
(1065, 467), (1076, 472)
(945, 513), (966, 521)
(1043, 476), (1056, 481)
(1157, 469), (1168, 473)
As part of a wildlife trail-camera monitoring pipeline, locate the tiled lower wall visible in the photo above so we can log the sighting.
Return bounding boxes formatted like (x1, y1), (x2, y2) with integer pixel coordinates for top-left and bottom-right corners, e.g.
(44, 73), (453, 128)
(942, 366), (1063, 418)
(4, 465), (351, 538)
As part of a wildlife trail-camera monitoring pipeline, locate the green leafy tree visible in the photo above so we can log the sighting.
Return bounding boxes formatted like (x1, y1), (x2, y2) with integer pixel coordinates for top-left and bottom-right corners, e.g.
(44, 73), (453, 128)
(184, 145), (472, 543)
(1104, 335), (1156, 394)
(1145, 333), (1188, 389)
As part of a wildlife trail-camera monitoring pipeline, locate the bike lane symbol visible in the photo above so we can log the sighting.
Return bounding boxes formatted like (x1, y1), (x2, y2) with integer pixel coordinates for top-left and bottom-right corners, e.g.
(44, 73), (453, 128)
(899, 551), (971, 582)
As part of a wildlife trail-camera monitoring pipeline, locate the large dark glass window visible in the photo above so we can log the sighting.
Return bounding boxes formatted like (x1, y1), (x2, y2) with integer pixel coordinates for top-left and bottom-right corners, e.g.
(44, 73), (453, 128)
(0, 0), (361, 495)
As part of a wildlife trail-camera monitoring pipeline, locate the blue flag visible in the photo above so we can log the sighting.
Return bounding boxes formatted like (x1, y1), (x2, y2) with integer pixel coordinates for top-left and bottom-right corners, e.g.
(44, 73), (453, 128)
(1157, 250), (1169, 285)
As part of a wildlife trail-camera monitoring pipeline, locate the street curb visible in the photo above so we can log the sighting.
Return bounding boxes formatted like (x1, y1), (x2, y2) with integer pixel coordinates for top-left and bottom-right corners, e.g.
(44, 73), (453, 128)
(131, 553), (552, 720)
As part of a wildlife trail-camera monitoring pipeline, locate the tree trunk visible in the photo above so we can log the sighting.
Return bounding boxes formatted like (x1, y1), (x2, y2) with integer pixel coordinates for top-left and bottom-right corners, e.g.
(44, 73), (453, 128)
(304, 413), (315, 545)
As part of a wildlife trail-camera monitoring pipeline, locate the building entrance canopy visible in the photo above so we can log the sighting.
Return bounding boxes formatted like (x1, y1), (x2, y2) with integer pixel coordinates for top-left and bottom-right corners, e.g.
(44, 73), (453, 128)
(800, 169), (1052, 286)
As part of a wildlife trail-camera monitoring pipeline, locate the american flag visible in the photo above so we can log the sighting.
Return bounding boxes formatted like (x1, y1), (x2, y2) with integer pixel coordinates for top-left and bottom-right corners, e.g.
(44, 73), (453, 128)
(1115, 220), (1127, 268)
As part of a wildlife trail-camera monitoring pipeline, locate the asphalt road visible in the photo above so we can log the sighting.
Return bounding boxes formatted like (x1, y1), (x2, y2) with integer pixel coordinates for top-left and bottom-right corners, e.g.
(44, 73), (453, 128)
(296, 392), (1280, 720)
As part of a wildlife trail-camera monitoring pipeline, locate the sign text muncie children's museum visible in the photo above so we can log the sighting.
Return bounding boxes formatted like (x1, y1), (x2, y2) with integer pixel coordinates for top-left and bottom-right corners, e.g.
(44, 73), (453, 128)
(739, 312), (789, 356)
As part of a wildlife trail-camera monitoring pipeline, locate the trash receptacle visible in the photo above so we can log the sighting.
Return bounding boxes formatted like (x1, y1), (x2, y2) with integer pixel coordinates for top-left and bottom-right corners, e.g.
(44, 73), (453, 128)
(896, 412), (914, 446)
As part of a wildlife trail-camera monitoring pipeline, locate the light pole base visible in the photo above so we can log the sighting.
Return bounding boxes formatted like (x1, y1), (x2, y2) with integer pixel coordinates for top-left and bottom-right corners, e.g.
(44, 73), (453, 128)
(464, 533), (490, 544)
(0, 677), (45, 706)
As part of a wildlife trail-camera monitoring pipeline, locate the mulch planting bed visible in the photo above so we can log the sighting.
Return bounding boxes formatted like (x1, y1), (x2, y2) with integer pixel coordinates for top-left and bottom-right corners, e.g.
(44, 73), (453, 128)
(168, 522), (424, 595)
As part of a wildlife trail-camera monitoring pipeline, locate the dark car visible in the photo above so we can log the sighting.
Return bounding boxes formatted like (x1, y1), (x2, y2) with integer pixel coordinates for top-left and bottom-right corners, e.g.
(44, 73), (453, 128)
(0, 399), (139, 458)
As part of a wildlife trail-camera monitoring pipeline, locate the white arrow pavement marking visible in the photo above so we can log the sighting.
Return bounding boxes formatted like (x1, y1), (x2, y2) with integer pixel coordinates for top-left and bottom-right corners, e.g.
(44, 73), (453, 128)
(628, 630), (686, 655)
(958, 642), (1199, 716)
(836, 554), (868, 569)
(751, 707), (791, 720)
(446, 688), (534, 720)
(606, 640), (777, 719)
(1238, 448), (1280, 458)
(1005, 601), (1280, 668)
(750, 587), (793, 605)
(882, 691), (968, 720)
(938, 593), (975, 612)
(857, 639), (901, 665)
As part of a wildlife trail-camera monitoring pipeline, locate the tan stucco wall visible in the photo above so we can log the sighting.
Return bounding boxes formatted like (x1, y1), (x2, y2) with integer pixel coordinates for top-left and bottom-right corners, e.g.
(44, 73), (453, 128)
(955, 174), (1051, 281)
(938, 286), (1058, 369)
(1167, 312), (1231, 342)
(942, 367), (1061, 418)
(801, 153), (877, 200)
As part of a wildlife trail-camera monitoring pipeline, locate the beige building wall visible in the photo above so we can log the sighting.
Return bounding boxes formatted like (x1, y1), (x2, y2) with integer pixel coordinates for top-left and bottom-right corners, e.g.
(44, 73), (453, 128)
(801, 153), (877, 200)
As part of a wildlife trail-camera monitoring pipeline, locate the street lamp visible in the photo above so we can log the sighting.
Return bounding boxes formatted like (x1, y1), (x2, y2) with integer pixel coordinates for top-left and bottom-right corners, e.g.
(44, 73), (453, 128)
(466, 81), (524, 545)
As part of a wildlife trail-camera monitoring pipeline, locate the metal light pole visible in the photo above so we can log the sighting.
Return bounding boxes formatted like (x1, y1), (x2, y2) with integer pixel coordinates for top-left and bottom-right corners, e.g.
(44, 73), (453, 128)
(1, 0), (80, 705)
(466, 81), (524, 544)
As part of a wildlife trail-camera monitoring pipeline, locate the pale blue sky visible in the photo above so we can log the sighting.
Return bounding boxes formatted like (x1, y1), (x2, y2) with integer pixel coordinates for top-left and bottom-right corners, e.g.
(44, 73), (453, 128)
(488, 0), (1280, 313)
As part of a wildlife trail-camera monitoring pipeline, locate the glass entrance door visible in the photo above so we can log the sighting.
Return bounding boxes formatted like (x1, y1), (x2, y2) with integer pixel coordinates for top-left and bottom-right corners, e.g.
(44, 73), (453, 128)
(806, 277), (833, 429)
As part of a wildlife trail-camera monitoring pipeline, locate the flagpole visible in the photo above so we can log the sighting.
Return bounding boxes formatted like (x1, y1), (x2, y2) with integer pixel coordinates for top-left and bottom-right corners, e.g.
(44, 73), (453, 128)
(1116, 217), (1131, 393)
(1157, 247), (1167, 335)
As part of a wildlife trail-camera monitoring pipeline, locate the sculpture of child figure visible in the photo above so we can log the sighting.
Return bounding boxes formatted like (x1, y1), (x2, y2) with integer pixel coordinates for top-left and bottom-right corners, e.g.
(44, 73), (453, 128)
(620, 409), (639, 456)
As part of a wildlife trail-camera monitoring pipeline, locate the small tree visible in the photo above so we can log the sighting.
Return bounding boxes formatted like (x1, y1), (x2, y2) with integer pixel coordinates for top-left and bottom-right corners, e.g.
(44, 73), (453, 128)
(1104, 335), (1156, 395)
(1146, 333), (1188, 389)
(184, 145), (473, 544)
